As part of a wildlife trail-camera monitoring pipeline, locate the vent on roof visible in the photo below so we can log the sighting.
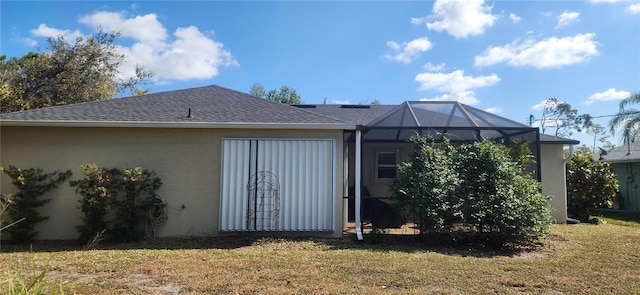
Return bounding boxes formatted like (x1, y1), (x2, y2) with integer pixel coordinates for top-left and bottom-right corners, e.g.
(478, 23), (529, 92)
(340, 105), (371, 109)
(292, 105), (317, 108)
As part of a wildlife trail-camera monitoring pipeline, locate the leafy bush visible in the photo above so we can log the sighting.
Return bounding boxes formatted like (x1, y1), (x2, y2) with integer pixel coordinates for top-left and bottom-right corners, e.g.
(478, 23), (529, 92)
(0, 166), (71, 242)
(566, 153), (619, 223)
(390, 136), (459, 235)
(391, 137), (553, 244)
(455, 141), (552, 242)
(70, 164), (162, 243)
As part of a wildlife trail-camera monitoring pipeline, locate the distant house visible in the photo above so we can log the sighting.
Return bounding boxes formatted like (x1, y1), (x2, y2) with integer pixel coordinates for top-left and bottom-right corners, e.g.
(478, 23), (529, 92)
(600, 142), (640, 211)
(0, 85), (578, 240)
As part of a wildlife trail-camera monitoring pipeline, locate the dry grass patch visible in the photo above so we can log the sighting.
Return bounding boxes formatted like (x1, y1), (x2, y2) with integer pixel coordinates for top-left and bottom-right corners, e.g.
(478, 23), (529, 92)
(1, 218), (639, 294)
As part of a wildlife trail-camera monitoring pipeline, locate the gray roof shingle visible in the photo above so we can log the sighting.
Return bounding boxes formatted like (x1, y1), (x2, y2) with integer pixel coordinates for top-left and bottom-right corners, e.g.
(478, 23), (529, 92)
(600, 141), (640, 163)
(539, 134), (580, 145)
(0, 84), (583, 146)
(296, 104), (397, 125)
(0, 85), (351, 127)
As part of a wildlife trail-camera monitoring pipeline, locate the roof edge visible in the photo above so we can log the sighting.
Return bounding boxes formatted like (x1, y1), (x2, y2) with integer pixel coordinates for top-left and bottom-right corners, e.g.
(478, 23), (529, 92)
(540, 139), (580, 145)
(0, 120), (356, 130)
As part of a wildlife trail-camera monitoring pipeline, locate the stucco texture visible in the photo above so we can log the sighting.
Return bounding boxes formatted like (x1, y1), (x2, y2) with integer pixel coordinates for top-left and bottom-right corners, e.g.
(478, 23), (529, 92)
(0, 126), (345, 240)
(539, 144), (568, 223)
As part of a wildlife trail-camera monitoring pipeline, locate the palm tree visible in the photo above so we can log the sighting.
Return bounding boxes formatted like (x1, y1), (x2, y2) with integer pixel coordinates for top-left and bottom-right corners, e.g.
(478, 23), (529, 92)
(609, 92), (640, 143)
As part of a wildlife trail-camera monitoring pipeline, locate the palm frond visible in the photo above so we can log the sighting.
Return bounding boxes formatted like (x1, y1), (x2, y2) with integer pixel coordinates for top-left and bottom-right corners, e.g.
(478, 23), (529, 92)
(609, 92), (640, 135)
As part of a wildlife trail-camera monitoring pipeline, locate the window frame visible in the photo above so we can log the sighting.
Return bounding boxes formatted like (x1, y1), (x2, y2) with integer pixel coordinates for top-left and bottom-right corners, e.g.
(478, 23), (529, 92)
(375, 151), (399, 181)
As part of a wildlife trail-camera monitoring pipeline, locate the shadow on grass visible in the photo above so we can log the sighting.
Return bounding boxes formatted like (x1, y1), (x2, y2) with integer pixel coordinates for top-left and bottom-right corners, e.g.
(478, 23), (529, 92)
(0, 233), (545, 258)
(599, 210), (640, 224)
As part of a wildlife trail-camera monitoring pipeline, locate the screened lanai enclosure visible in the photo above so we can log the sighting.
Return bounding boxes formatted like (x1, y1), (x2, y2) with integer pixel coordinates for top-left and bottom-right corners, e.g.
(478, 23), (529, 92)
(331, 101), (541, 238)
(360, 101), (541, 177)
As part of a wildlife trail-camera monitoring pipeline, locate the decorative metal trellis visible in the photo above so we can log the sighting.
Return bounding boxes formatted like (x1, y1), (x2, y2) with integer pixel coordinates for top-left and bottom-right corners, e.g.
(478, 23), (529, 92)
(247, 171), (280, 231)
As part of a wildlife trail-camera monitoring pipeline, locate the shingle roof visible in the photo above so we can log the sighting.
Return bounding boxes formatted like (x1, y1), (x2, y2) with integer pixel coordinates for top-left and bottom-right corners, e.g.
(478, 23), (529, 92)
(0, 85), (352, 128)
(0, 84), (582, 145)
(600, 141), (640, 163)
(539, 134), (580, 145)
(295, 104), (396, 125)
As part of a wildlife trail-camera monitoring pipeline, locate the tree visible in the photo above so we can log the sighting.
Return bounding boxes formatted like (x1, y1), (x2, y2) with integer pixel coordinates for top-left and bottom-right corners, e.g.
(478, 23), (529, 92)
(539, 98), (580, 137)
(1, 30), (153, 113)
(609, 92), (640, 143)
(566, 153), (618, 223)
(249, 83), (302, 104)
(249, 82), (266, 98)
(585, 123), (613, 152)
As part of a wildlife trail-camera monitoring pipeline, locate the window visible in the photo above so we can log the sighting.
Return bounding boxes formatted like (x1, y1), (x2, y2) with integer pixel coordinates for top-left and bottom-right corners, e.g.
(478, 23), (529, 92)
(376, 151), (398, 180)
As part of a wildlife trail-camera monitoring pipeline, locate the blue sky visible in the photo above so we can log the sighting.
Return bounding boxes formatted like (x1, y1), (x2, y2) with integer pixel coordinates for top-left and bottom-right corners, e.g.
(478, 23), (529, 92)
(2, 0), (639, 147)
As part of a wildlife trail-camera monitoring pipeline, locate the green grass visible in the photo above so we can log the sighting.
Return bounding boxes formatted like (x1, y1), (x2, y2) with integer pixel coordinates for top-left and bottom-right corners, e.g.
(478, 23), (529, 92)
(1, 218), (639, 294)
(600, 210), (640, 227)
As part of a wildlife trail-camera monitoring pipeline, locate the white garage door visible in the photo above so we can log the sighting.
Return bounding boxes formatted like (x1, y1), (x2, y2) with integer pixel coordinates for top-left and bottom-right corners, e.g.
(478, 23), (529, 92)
(219, 138), (335, 231)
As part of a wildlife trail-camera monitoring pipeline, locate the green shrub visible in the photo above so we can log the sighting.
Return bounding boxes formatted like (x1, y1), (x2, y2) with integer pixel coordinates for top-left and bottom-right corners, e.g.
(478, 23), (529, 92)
(566, 153), (619, 223)
(390, 136), (459, 235)
(0, 166), (71, 242)
(69, 164), (117, 243)
(70, 164), (162, 243)
(455, 141), (552, 243)
(391, 137), (553, 244)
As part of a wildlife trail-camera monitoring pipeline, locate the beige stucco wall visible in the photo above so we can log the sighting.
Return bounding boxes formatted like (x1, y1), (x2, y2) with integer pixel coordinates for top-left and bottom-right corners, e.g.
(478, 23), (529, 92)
(360, 142), (412, 197)
(0, 126), (345, 240)
(539, 144), (568, 223)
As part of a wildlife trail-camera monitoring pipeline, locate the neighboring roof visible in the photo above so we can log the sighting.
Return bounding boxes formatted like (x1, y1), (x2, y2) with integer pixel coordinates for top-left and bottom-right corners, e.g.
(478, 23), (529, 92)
(600, 141), (640, 163)
(0, 85), (353, 129)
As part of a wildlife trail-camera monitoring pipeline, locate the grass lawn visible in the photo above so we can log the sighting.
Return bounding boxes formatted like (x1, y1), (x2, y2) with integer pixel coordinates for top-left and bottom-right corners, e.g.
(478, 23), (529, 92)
(1, 214), (639, 294)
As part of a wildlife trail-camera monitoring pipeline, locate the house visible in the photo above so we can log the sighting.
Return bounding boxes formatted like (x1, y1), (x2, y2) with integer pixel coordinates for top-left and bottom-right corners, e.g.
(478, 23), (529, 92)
(600, 141), (640, 211)
(0, 85), (577, 240)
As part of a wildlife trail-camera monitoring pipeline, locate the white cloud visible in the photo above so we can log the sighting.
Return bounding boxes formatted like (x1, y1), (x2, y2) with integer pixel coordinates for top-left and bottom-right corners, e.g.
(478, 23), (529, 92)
(423, 62), (446, 72)
(333, 100), (351, 105)
(125, 26), (237, 80)
(627, 3), (640, 14)
(531, 99), (555, 111)
(474, 33), (599, 69)
(556, 11), (580, 28)
(385, 37), (433, 64)
(79, 11), (168, 47)
(586, 88), (630, 105)
(410, 16), (429, 25)
(485, 107), (502, 114)
(11, 35), (37, 47)
(30, 24), (83, 39)
(33, 11), (237, 82)
(420, 0), (497, 39)
(589, 0), (640, 14)
(589, 0), (626, 3)
(415, 69), (500, 105)
(509, 13), (521, 23)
